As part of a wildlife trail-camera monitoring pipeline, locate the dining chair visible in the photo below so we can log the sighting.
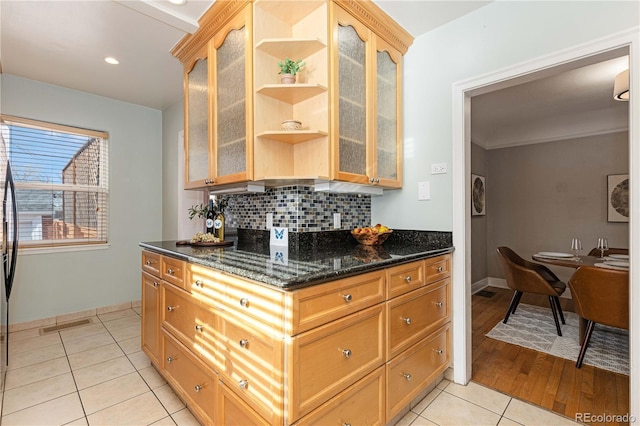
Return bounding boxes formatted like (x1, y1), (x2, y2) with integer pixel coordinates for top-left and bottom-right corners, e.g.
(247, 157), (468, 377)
(496, 247), (567, 336)
(587, 247), (629, 256)
(567, 266), (629, 368)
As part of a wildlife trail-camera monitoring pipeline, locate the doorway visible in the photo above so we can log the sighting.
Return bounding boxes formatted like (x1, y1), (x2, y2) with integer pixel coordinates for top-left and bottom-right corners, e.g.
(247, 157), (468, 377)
(451, 29), (639, 418)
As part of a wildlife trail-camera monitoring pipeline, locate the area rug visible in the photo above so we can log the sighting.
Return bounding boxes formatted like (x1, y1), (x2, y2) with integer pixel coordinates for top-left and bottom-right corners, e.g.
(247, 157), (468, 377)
(486, 303), (629, 375)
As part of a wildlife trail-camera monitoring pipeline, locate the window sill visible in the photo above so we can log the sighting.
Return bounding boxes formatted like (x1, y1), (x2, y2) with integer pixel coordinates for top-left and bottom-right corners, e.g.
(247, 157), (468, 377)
(18, 244), (111, 256)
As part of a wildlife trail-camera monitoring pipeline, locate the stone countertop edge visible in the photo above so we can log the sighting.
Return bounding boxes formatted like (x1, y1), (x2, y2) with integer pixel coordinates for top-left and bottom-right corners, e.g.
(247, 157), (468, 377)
(139, 239), (453, 290)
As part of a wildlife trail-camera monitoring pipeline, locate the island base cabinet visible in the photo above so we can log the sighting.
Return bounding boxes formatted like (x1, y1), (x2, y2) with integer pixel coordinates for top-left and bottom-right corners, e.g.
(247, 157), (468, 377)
(163, 331), (217, 425)
(386, 324), (451, 420)
(293, 366), (385, 426)
(216, 380), (271, 426)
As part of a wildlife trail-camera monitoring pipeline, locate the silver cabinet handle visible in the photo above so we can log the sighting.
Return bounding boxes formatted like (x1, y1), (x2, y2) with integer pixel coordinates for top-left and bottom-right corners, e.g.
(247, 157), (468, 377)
(437, 265), (444, 272)
(369, 177), (375, 183)
(404, 276), (412, 283)
(402, 317), (412, 325)
(167, 305), (177, 312)
(403, 373), (412, 381)
(239, 298), (250, 308)
(153, 281), (159, 288)
(238, 379), (248, 389)
(195, 324), (203, 331)
(343, 423), (352, 426)
(435, 301), (444, 308)
(167, 268), (175, 275)
(374, 178), (380, 183)
(145, 260), (151, 266)
(342, 349), (352, 358)
(194, 279), (203, 287)
(435, 349), (444, 355)
(239, 339), (249, 348)
(343, 294), (352, 303)
(166, 356), (176, 363)
(194, 384), (203, 392)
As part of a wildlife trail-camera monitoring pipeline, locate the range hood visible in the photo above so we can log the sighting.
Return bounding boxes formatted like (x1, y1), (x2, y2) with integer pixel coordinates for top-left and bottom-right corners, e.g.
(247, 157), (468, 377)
(313, 181), (384, 196)
(208, 182), (265, 195)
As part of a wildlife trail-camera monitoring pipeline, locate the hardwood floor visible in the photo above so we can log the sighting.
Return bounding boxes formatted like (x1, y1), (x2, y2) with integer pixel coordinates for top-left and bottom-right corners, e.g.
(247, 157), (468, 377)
(472, 286), (630, 425)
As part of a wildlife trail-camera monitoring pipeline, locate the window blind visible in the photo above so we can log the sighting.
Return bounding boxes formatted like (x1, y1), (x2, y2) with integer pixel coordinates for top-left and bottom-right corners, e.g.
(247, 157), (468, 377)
(0, 115), (109, 248)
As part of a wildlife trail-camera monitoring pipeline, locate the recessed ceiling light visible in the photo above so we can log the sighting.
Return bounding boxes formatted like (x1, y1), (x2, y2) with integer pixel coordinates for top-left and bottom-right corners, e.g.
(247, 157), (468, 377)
(168, 0), (186, 5)
(104, 57), (119, 65)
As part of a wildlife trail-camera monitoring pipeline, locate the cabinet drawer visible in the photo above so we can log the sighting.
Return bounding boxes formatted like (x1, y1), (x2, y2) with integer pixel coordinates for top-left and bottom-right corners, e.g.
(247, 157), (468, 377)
(141, 250), (161, 277)
(293, 366), (385, 426)
(161, 256), (187, 290)
(387, 260), (425, 299)
(291, 270), (385, 335)
(163, 284), (218, 371)
(387, 324), (450, 420)
(162, 332), (217, 425)
(387, 278), (450, 359)
(425, 254), (451, 284)
(216, 380), (271, 426)
(187, 263), (224, 305)
(220, 277), (285, 336)
(217, 311), (284, 424)
(289, 304), (385, 422)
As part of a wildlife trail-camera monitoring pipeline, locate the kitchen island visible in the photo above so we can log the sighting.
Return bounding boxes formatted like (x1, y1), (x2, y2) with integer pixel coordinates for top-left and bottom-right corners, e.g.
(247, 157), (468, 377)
(140, 230), (453, 425)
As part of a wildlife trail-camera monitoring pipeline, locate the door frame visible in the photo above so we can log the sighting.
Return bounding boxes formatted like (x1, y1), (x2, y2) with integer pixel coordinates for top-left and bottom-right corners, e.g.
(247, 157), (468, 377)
(451, 27), (639, 418)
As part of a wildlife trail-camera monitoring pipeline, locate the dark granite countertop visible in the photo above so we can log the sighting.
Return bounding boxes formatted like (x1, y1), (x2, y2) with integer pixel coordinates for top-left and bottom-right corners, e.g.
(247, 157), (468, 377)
(140, 230), (453, 290)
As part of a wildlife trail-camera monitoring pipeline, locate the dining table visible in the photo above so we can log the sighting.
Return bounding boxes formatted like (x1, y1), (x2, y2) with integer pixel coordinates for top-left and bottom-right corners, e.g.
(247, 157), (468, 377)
(532, 252), (629, 344)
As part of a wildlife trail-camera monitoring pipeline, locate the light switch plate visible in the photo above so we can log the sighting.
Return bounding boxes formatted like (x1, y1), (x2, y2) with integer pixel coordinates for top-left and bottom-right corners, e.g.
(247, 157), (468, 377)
(266, 213), (273, 229)
(418, 181), (430, 200)
(333, 213), (341, 229)
(431, 163), (447, 174)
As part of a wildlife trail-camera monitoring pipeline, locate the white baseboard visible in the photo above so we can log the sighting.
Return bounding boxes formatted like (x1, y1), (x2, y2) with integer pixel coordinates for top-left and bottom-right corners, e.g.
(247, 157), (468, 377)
(472, 277), (572, 299)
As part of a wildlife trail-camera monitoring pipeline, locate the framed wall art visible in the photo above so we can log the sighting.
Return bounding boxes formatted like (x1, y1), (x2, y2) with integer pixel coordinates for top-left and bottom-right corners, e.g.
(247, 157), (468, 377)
(607, 174), (629, 223)
(471, 174), (486, 216)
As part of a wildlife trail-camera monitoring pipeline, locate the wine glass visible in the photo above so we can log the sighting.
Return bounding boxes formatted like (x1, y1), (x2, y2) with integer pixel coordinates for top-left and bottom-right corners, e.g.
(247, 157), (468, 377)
(570, 238), (583, 258)
(596, 237), (609, 259)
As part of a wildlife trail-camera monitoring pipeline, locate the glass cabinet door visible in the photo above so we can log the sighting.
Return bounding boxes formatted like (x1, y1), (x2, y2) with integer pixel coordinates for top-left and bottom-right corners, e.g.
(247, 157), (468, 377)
(186, 56), (210, 186)
(374, 45), (401, 187)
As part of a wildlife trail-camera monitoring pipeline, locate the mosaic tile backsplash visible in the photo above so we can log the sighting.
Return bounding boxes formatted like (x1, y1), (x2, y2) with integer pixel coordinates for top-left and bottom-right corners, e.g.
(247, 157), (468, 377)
(221, 185), (371, 232)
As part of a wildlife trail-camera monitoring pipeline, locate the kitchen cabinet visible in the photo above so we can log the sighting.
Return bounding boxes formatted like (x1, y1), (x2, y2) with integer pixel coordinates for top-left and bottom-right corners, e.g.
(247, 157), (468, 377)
(172, 0), (412, 190)
(141, 271), (161, 366)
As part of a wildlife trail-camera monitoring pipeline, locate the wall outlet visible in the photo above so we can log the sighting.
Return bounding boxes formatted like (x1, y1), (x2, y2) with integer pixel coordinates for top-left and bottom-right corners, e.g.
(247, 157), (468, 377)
(266, 213), (273, 229)
(431, 163), (447, 174)
(333, 212), (341, 229)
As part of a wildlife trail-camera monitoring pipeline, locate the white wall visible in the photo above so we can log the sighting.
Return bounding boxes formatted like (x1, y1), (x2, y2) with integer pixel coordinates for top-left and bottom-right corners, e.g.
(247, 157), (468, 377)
(372, 1), (639, 231)
(1, 75), (163, 324)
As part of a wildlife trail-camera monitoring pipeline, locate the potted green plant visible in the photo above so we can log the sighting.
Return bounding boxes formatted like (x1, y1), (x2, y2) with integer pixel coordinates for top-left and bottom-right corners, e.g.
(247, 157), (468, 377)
(278, 57), (305, 84)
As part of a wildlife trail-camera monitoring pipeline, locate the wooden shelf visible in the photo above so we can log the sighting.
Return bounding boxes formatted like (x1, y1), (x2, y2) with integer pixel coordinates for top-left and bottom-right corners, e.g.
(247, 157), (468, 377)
(257, 83), (327, 104)
(254, 1), (325, 26)
(256, 38), (326, 60)
(257, 130), (328, 144)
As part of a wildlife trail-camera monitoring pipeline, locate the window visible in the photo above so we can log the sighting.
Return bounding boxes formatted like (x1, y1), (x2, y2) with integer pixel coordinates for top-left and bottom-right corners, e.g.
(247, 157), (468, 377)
(0, 115), (109, 249)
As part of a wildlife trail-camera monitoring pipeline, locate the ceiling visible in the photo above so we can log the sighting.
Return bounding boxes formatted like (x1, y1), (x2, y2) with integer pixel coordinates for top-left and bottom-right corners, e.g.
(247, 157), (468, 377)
(0, 1), (629, 148)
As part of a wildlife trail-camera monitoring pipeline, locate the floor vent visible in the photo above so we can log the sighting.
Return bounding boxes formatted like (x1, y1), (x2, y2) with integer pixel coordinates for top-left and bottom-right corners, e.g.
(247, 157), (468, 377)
(40, 318), (93, 335)
(477, 290), (496, 298)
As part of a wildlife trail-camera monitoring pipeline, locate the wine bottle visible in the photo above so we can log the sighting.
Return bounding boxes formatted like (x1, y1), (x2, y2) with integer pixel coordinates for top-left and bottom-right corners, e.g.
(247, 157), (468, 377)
(213, 211), (225, 241)
(205, 199), (215, 234)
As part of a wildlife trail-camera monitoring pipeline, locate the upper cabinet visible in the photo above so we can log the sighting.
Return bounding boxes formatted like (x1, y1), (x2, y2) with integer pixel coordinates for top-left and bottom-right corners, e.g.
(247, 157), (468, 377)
(172, 0), (412, 190)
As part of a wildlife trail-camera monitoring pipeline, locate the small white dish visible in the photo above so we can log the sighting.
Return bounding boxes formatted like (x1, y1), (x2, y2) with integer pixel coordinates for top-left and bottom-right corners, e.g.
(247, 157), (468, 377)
(595, 262), (629, 270)
(608, 254), (629, 260)
(604, 260), (630, 268)
(537, 252), (574, 258)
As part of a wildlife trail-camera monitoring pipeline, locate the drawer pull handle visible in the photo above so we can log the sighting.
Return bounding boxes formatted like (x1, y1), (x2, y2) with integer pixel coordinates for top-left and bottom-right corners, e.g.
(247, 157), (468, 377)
(145, 260), (151, 266)
(194, 384), (203, 392)
(402, 317), (412, 325)
(437, 265), (443, 272)
(404, 276), (412, 283)
(239, 339), (249, 348)
(343, 423), (352, 426)
(342, 349), (352, 358)
(167, 305), (178, 312)
(435, 349), (444, 355)
(239, 298), (250, 308)
(153, 281), (159, 288)
(194, 279), (203, 287)
(167, 268), (174, 275)
(435, 301), (444, 308)
(343, 294), (352, 303)
(238, 379), (249, 389)
(403, 373), (412, 381)
(195, 324), (204, 331)
(166, 356), (176, 363)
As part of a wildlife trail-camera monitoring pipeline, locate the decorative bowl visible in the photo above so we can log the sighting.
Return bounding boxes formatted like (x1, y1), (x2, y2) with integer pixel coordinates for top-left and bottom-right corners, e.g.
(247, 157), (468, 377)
(351, 229), (392, 246)
(281, 120), (302, 131)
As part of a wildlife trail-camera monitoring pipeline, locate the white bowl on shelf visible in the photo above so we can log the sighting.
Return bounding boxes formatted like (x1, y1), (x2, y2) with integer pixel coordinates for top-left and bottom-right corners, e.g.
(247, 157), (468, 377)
(281, 120), (302, 131)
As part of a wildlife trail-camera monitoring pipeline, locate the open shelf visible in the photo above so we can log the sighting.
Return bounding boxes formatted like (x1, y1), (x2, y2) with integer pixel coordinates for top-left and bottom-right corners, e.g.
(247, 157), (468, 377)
(257, 83), (327, 104)
(256, 38), (325, 60)
(257, 130), (328, 144)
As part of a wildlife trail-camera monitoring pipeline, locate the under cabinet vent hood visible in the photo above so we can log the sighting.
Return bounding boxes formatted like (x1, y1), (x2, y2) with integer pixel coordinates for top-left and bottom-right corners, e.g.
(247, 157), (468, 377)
(314, 181), (383, 196)
(209, 182), (265, 195)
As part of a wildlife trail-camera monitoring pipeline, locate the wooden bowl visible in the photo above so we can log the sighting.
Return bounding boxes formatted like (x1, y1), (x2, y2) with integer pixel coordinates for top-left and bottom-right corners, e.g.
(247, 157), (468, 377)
(351, 230), (392, 246)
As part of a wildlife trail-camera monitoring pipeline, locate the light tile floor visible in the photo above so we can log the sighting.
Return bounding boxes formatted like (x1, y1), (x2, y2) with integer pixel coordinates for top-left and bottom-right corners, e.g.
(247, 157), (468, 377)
(1, 308), (583, 425)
